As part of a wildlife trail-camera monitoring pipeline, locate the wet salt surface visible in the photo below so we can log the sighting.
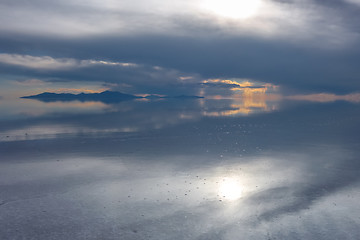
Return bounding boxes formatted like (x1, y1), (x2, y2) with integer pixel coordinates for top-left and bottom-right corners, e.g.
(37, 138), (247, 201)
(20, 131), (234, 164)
(0, 99), (360, 239)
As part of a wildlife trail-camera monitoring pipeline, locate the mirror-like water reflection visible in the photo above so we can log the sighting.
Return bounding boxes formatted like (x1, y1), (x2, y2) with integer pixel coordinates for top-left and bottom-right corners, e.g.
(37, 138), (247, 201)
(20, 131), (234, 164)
(0, 96), (360, 239)
(0, 95), (283, 142)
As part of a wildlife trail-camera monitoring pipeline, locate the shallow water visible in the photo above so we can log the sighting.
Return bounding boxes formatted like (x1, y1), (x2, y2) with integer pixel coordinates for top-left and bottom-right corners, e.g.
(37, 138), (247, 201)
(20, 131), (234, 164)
(1, 97), (360, 239)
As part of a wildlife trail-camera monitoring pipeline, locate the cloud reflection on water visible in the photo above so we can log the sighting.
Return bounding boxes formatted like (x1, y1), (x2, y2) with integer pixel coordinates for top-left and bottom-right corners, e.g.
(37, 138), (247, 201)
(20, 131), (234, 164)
(1, 90), (360, 239)
(1, 94), (283, 141)
(1, 89), (360, 142)
(1, 146), (359, 239)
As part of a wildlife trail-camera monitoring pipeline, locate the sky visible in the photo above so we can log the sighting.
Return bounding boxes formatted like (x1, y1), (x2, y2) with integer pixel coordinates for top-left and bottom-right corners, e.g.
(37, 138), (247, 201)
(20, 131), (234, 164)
(1, 0), (360, 97)
(1, 2), (360, 238)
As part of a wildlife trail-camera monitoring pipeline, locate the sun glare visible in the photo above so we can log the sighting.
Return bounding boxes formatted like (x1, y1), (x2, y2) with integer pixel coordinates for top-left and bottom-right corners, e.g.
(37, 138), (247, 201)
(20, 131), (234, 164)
(202, 0), (262, 19)
(219, 178), (243, 201)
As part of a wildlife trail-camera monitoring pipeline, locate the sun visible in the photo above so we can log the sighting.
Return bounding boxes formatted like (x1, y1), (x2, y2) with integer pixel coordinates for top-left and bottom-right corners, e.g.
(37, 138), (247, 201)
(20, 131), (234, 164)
(218, 178), (243, 201)
(202, 0), (262, 19)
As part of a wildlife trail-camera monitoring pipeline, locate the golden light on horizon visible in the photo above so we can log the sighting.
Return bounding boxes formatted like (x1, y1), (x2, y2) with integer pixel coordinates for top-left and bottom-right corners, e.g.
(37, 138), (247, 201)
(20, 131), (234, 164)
(48, 88), (109, 94)
(202, 97), (270, 117)
(202, 85), (279, 116)
(202, 0), (262, 19)
(203, 79), (254, 88)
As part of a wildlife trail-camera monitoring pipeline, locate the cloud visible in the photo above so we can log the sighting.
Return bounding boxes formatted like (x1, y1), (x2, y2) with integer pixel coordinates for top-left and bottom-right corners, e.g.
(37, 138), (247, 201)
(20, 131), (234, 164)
(202, 79), (278, 90)
(15, 79), (46, 86)
(203, 79), (255, 88)
(0, 1), (360, 94)
(0, 0), (359, 48)
(0, 54), (78, 70)
(0, 53), (205, 95)
(0, 53), (138, 70)
(200, 78), (279, 97)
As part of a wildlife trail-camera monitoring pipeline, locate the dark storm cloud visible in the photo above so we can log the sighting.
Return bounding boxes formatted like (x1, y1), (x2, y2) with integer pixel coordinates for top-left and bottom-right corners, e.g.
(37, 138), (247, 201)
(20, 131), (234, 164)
(2, 34), (360, 94)
(0, 0), (360, 94)
(0, 53), (203, 95)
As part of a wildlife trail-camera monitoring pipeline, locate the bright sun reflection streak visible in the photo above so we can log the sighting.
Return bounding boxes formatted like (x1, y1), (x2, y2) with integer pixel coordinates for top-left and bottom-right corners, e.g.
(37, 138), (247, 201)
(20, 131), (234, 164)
(219, 177), (243, 201)
(202, 0), (262, 19)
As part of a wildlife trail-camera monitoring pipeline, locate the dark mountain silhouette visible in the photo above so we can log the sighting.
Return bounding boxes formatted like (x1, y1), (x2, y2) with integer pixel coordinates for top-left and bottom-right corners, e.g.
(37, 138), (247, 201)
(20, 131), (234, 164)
(21, 91), (203, 103)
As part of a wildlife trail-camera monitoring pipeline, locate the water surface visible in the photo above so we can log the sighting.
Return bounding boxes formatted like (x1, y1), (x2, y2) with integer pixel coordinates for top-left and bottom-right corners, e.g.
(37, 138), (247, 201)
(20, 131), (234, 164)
(1, 97), (360, 239)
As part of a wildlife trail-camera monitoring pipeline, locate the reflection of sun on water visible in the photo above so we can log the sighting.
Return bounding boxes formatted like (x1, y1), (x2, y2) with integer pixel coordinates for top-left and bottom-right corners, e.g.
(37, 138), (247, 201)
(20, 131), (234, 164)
(201, 79), (280, 116)
(202, 92), (276, 117)
(219, 178), (243, 201)
(202, 0), (262, 19)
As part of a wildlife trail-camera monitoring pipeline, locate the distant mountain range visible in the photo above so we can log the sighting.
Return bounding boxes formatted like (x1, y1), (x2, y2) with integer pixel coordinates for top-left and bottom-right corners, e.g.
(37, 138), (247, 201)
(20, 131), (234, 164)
(21, 91), (203, 103)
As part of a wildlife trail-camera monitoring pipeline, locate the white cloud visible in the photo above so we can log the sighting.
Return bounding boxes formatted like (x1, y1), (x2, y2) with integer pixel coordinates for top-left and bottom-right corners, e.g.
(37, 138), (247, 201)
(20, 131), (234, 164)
(0, 53), (204, 96)
(0, 53), (138, 70)
(0, 54), (78, 70)
(0, 0), (358, 47)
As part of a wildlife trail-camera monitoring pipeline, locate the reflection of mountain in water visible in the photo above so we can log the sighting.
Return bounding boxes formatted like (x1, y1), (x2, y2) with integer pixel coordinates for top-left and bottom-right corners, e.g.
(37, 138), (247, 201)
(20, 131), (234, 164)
(1, 93), (286, 142)
(22, 91), (138, 104)
(22, 91), (203, 104)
